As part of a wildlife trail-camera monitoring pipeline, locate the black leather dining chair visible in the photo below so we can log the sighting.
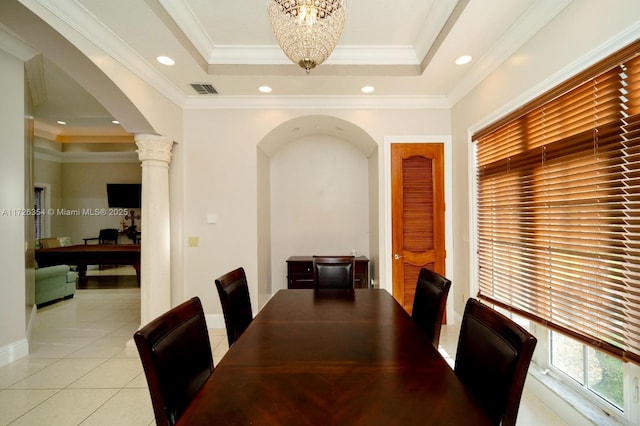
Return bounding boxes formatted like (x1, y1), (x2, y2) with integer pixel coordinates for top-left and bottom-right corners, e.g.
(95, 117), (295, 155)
(454, 298), (537, 426)
(312, 255), (355, 289)
(215, 267), (253, 347)
(411, 267), (451, 348)
(133, 297), (214, 426)
(98, 228), (119, 244)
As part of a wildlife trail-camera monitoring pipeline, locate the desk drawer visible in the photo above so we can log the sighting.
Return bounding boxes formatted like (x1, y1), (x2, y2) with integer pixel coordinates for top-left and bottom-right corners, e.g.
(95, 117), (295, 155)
(287, 261), (313, 276)
(286, 256), (370, 289)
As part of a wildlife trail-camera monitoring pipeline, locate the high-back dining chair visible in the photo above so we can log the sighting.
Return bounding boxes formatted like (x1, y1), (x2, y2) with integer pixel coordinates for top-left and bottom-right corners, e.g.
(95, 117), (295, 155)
(454, 298), (537, 426)
(215, 267), (253, 347)
(411, 267), (451, 348)
(98, 228), (119, 244)
(133, 297), (214, 426)
(312, 255), (356, 290)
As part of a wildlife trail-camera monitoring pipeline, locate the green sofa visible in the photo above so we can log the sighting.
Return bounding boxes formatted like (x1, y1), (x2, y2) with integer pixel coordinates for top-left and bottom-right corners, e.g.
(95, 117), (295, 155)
(35, 264), (77, 306)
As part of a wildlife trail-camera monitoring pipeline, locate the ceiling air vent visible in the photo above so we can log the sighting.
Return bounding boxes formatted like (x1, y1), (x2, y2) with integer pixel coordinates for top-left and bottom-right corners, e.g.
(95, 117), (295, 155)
(190, 83), (218, 95)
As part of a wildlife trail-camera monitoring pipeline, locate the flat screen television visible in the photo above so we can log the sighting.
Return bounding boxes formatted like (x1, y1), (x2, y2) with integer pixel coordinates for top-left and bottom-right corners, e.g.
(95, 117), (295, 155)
(106, 183), (141, 208)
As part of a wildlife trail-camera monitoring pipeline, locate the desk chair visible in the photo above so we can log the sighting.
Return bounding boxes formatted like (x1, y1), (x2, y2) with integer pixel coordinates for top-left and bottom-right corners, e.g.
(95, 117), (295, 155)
(96, 228), (119, 269)
(411, 268), (451, 348)
(133, 297), (214, 426)
(312, 256), (355, 290)
(454, 298), (537, 426)
(215, 267), (253, 347)
(99, 228), (119, 244)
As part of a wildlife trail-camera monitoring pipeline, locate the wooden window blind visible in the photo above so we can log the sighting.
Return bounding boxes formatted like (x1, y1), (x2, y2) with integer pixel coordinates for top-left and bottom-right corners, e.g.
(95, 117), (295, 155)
(473, 39), (640, 363)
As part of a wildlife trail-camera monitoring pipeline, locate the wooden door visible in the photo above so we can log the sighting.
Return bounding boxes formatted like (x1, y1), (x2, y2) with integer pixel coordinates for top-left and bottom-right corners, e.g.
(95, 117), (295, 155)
(391, 143), (446, 313)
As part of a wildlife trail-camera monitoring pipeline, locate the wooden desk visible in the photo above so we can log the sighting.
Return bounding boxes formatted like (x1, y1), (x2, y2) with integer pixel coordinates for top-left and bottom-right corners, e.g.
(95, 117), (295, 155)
(177, 289), (491, 425)
(35, 244), (141, 284)
(287, 255), (370, 288)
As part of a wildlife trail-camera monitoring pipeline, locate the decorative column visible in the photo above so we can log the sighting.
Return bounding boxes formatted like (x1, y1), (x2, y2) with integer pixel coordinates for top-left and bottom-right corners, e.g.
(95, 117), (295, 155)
(135, 134), (174, 326)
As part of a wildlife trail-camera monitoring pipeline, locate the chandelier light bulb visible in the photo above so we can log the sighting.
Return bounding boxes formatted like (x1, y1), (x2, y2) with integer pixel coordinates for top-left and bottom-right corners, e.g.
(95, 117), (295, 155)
(267, 0), (346, 73)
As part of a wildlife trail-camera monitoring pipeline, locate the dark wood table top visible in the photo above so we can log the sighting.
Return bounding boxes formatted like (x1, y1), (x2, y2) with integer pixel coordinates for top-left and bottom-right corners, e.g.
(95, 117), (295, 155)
(36, 244), (140, 254)
(35, 244), (141, 283)
(177, 289), (491, 425)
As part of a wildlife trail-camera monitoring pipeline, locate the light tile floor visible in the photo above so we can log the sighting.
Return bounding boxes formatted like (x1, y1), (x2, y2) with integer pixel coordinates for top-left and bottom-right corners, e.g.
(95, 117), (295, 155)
(0, 273), (566, 425)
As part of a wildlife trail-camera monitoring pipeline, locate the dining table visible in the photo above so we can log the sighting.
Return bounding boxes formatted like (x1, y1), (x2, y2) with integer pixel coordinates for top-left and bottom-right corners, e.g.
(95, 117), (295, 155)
(177, 289), (492, 425)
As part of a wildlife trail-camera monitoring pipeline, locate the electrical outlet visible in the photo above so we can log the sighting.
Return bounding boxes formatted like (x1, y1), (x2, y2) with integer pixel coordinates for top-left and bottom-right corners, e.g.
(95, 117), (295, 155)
(187, 237), (199, 247)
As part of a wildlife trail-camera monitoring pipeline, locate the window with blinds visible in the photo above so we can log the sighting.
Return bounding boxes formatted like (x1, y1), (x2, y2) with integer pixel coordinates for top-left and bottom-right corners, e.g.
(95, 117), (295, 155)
(473, 40), (640, 364)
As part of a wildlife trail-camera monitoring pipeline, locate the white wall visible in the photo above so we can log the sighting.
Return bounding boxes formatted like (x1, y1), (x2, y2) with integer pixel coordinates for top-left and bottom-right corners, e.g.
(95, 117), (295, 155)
(451, 0), (640, 317)
(60, 160), (141, 244)
(269, 135), (370, 291)
(181, 108), (450, 316)
(0, 49), (28, 364)
(34, 154), (62, 236)
(256, 146), (271, 307)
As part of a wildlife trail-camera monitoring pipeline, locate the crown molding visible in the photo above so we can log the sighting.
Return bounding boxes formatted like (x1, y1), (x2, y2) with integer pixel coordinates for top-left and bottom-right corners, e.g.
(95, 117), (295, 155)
(447, 0), (572, 106)
(184, 95), (449, 110)
(29, 0), (187, 108)
(158, 0), (213, 62)
(0, 25), (39, 61)
(34, 120), (134, 143)
(160, 0), (421, 68)
(469, 20), (640, 136)
(35, 148), (139, 164)
(25, 54), (47, 107)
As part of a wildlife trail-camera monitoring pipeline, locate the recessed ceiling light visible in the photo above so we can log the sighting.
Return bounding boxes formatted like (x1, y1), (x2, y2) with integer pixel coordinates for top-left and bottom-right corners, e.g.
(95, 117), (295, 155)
(112, 120), (120, 124)
(56, 120), (66, 125)
(455, 55), (472, 65)
(156, 56), (175, 66)
(361, 86), (375, 94)
(259, 86), (272, 93)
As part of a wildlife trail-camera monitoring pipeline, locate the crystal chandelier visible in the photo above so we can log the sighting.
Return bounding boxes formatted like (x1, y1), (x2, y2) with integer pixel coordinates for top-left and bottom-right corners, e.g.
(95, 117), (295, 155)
(267, 0), (346, 73)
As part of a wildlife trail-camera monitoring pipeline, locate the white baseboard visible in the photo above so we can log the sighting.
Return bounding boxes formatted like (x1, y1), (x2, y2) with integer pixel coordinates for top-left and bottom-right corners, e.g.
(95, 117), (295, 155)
(0, 338), (29, 368)
(26, 304), (37, 340)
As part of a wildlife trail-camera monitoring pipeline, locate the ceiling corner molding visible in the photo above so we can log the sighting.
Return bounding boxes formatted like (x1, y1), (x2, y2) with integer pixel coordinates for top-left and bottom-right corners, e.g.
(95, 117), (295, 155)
(59, 151), (139, 164)
(328, 46), (419, 66)
(158, 0), (215, 63)
(469, 19), (640, 136)
(418, 0), (468, 72)
(447, 0), (572, 106)
(34, 148), (62, 163)
(209, 45), (420, 70)
(184, 95), (449, 110)
(25, 54), (47, 106)
(210, 45), (288, 65)
(34, 120), (61, 141)
(413, 0), (460, 60)
(0, 25), (39, 61)
(35, 148), (139, 164)
(30, 0), (187, 108)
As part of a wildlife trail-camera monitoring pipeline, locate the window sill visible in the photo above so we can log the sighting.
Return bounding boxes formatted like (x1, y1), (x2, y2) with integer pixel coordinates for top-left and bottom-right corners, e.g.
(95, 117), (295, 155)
(528, 366), (628, 426)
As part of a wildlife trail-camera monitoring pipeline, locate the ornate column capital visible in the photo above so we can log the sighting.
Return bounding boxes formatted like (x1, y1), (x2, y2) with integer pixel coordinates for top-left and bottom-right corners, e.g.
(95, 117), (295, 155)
(135, 133), (174, 164)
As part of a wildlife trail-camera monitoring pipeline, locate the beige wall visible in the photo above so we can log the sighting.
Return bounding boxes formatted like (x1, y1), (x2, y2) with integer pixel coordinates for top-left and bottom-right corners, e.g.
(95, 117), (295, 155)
(256, 147), (271, 308)
(269, 134), (371, 292)
(34, 153), (62, 236)
(60, 160), (141, 244)
(34, 150), (142, 243)
(180, 108), (451, 315)
(0, 49), (27, 361)
(450, 0), (640, 317)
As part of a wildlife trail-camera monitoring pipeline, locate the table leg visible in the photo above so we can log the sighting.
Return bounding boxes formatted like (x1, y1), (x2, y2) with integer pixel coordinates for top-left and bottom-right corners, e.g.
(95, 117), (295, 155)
(76, 264), (87, 280)
(132, 261), (141, 286)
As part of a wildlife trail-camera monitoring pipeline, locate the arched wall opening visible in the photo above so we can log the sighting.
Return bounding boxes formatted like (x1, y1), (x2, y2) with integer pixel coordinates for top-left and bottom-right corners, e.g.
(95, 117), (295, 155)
(257, 115), (378, 306)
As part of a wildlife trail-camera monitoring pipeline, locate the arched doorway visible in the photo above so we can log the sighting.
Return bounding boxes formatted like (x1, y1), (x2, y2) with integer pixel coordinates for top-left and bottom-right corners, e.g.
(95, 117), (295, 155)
(256, 115), (379, 307)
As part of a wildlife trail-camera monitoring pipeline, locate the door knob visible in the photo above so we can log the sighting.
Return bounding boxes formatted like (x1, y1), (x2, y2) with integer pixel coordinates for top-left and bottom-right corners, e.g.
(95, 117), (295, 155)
(394, 253), (404, 260)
